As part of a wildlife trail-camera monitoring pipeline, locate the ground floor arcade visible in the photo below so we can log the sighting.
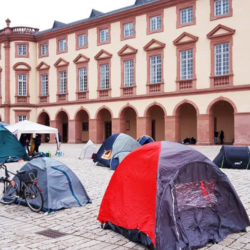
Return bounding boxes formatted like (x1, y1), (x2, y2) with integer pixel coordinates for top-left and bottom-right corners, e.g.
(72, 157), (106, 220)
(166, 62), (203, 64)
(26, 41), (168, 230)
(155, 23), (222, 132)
(1, 92), (249, 145)
(32, 94), (250, 146)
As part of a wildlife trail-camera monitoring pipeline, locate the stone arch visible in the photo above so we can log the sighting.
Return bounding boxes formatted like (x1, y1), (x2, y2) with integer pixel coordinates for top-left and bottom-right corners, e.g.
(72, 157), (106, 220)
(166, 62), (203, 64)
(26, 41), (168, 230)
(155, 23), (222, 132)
(74, 107), (90, 143)
(208, 98), (235, 144)
(174, 101), (198, 143)
(96, 107), (112, 143)
(119, 105), (138, 139)
(37, 111), (50, 142)
(174, 99), (200, 116)
(55, 110), (69, 143)
(144, 103), (166, 141)
(206, 96), (237, 114)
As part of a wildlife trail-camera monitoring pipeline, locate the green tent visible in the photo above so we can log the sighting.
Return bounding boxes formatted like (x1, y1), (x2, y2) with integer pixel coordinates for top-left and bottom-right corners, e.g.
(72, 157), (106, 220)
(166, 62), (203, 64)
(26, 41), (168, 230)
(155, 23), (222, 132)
(0, 125), (29, 163)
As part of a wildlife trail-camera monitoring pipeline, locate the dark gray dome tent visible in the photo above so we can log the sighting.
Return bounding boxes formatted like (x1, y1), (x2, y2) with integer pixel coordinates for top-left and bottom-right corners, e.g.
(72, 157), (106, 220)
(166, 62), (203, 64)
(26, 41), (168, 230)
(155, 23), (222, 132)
(98, 142), (250, 249)
(10, 158), (91, 211)
(213, 145), (250, 169)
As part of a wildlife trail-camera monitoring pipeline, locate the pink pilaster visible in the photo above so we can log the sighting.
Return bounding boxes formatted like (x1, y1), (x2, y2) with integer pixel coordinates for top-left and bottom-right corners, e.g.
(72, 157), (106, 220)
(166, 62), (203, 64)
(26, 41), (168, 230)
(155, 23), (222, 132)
(136, 117), (147, 138)
(165, 116), (177, 142)
(234, 113), (250, 145)
(89, 119), (98, 143)
(197, 114), (211, 145)
(112, 118), (121, 134)
(68, 120), (76, 143)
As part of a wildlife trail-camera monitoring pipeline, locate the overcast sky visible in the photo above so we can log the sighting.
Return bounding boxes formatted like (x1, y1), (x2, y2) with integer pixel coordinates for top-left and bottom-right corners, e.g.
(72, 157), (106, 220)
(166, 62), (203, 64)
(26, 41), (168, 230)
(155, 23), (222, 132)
(0, 0), (135, 31)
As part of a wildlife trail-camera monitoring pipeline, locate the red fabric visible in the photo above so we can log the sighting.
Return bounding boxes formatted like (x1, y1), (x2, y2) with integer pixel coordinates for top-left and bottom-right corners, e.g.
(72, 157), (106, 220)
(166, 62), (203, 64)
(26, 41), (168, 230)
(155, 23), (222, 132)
(200, 181), (210, 201)
(98, 142), (161, 246)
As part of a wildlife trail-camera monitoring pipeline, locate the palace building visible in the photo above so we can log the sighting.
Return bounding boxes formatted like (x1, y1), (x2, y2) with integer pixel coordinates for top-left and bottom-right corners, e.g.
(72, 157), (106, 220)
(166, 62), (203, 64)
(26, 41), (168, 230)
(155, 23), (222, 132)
(0, 0), (250, 145)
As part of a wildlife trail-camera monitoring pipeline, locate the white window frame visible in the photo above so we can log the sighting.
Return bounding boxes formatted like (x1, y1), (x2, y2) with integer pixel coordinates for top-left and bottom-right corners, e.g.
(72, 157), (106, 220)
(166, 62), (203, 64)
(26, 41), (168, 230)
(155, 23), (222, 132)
(214, 43), (229, 76)
(59, 39), (67, 52)
(78, 34), (87, 48)
(150, 16), (161, 31)
(100, 29), (109, 43)
(40, 44), (48, 56)
(150, 55), (162, 84)
(18, 74), (27, 96)
(41, 74), (48, 96)
(124, 60), (134, 87)
(18, 115), (27, 122)
(18, 44), (27, 56)
(79, 67), (87, 91)
(59, 71), (67, 94)
(214, 0), (229, 16)
(123, 23), (134, 38)
(180, 7), (193, 24)
(180, 49), (193, 80)
(100, 64), (109, 89)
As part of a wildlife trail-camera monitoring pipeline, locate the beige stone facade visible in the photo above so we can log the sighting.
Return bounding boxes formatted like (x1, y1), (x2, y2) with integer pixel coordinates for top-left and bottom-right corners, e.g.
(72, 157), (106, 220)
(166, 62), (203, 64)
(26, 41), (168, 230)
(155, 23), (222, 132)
(0, 0), (250, 145)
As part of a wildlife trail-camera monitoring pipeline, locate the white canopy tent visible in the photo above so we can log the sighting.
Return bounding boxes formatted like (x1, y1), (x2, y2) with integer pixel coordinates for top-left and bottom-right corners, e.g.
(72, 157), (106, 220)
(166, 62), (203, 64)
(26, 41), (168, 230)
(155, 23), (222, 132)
(6, 120), (59, 150)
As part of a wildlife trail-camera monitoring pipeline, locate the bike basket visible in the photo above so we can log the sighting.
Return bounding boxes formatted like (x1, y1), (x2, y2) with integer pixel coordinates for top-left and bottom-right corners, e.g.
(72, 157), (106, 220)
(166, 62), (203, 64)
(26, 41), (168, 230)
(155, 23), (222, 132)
(17, 169), (38, 183)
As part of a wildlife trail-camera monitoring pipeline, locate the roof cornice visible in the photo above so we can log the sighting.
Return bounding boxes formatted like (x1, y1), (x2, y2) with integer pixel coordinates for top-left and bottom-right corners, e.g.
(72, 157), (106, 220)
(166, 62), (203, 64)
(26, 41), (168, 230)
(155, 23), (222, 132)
(35, 0), (187, 41)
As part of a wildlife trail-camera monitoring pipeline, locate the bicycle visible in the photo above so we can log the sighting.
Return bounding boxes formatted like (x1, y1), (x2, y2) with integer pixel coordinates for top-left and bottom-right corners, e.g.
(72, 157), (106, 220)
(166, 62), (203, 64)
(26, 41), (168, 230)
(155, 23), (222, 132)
(0, 157), (44, 212)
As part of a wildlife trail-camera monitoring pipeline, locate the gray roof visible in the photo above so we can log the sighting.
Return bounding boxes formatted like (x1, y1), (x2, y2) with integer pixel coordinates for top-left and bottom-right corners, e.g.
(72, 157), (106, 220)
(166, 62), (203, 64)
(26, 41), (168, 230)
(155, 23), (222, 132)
(35, 0), (159, 36)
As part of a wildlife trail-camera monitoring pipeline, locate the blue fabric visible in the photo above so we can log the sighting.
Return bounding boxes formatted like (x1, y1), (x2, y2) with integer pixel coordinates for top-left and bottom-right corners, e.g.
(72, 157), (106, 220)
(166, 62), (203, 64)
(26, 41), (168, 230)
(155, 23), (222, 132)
(93, 133), (120, 167)
(137, 136), (154, 145)
(0, 125), (29, 163)
(51, 166), (81, 206)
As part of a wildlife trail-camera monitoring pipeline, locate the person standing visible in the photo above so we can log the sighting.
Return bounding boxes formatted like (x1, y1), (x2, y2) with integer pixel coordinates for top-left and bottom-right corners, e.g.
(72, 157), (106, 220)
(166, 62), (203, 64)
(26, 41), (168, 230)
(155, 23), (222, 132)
(34, 134), (41, 153)
(219, 130), (224, 144)
(214, 131), (219, 144)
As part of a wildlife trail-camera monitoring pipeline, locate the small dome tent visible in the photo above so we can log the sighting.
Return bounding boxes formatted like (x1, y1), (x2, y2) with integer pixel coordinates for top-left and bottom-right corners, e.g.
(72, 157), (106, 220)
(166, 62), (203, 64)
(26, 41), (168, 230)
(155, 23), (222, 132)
(93, 133), (140, 170)
(137, 135), (154, 145)
(0, 125), (29, 163)
(11, 158), (91, 211)
(98, 141), (250, 250)
(213, 145), (250, 169)
(79, 140), (98, 160)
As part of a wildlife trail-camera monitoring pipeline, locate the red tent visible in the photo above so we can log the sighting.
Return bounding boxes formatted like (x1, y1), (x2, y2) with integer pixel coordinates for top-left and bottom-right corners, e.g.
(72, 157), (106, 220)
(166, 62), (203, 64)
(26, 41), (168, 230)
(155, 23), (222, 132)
(98, 141), (249, 249)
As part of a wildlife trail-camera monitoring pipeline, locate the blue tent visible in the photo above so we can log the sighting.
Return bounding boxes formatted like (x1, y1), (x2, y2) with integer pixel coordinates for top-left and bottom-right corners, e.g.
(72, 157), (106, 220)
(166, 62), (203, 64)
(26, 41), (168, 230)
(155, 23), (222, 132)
(0, 122), (8, 126)
(0, 125), (29, 163)
(93, 133), (140, 170)
(6, 158), (91, 211)
(137, 135), (154, 145)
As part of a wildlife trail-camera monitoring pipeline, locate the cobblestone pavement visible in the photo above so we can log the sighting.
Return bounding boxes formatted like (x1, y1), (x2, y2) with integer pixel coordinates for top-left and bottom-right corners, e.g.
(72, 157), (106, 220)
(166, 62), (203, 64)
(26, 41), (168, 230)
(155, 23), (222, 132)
(0, 144), (249, 250)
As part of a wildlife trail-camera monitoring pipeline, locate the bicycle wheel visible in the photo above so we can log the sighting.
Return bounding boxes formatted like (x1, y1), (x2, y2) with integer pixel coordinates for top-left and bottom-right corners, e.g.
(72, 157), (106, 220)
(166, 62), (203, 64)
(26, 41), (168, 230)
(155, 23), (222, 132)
(24, 183), (44, 212)
(0, 181), (18, 204)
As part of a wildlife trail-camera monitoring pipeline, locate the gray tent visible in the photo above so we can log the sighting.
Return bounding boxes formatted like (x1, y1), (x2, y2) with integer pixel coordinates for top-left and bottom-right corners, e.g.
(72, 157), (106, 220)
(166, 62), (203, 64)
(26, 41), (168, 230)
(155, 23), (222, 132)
(93, 133), (140, 170)
(15, 158), (91, 211)
(98, 141), (250, 249)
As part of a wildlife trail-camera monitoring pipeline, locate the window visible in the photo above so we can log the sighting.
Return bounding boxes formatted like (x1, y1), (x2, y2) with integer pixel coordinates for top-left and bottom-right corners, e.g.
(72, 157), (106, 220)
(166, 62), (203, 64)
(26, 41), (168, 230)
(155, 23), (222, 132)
(214, 0), (229, 16)
(18, 74), (27, 96)
(78, 34), (87, 48)
(79, 67), (87, 91)
(18, 115), (27, 122)
(100, 29), (109, 43)
(180, 7), (193, 24)
(180, 49), (193, 80)
(207, 24), (235, 87)
(124, 23), (134, 38)
(59, 39), (66, 52)
(18, 44), (27, 56)
(40, 44), (48, 56)
(124, 60), (134, 87)
(150, 16), (161, 31)
(100, 64), (109, 89)
(41, 74), (48, 96)
(214, 43), (229, 76)
(210, 0), (232, 20)
(150, 55), (162, 84)
(59, 71), (67, 94)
